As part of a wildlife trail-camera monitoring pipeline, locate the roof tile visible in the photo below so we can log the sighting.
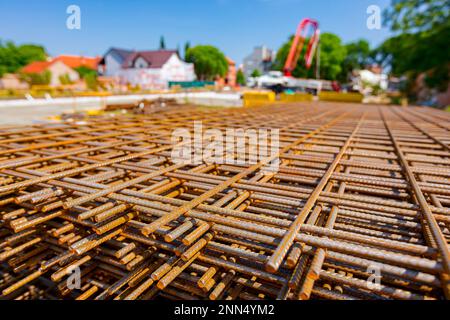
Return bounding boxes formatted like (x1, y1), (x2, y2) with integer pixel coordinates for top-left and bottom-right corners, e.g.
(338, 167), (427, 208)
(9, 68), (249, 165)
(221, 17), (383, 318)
(122, 50), (177, 69)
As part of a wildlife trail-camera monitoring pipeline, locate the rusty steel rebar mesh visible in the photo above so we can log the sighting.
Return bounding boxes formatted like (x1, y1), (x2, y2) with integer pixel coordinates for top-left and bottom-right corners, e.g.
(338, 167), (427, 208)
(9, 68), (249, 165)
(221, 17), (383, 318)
(0, 102), (449, 301)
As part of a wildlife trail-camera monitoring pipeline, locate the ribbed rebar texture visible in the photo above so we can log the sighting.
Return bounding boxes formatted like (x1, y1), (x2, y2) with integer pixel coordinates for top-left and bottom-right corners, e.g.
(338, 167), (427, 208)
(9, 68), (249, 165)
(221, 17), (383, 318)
(0, 102), (449, 300)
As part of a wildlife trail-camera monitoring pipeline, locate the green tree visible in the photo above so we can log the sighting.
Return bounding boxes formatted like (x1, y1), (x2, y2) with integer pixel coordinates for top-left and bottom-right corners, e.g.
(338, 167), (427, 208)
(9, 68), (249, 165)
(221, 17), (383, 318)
(75, 66), (99, 90)
(160, 36), (166, 50)
(22, 70), (51, 85)
(59, 74), (73, 85)
(316, 33), (347, 80)
(379, 0), (450, 92)
(0, 40), (46, 77)
(75, 66), (97, 79)
(251, 69), (262, 78)
(185, 45), (228, 81)
(236, 69), (246, 86)
(384, 0), (448, 32)
(273, 32), (347, 80)
(184, 41), (191, 60)
(339, 39), (372, 82)
(84, 73), (98, 90)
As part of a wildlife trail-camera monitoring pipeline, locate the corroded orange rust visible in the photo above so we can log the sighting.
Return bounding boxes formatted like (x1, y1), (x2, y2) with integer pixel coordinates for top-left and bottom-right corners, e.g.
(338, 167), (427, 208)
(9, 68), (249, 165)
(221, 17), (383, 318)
(0, 102), (449, 300)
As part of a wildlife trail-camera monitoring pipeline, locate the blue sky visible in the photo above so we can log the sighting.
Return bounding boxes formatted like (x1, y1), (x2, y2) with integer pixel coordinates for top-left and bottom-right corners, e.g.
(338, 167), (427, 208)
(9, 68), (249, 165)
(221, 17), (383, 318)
(0, 0), (392, 64)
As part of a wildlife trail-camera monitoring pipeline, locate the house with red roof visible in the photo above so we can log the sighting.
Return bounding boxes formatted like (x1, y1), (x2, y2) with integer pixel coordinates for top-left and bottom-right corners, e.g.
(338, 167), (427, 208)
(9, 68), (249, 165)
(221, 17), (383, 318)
(54, 55), (101, 70)
(21, 59), (79, 86)
(99, 48), (195, 89)
(21, 54), (101, 87)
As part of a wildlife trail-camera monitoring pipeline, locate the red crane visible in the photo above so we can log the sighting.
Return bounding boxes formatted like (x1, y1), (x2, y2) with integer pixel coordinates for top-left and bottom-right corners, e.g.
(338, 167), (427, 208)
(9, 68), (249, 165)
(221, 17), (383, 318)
(283, 18), (320, 77)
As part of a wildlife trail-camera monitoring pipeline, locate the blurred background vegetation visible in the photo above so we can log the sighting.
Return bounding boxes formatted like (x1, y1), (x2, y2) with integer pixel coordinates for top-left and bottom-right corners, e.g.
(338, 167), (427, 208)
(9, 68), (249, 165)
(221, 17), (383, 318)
(0, 0), (448, 105)
(273, 0), (449, 102)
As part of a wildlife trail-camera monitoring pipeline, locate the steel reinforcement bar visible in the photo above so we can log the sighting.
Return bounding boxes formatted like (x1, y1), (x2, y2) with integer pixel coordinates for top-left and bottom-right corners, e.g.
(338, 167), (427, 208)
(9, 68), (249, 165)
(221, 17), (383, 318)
(0, 102), (449, 300)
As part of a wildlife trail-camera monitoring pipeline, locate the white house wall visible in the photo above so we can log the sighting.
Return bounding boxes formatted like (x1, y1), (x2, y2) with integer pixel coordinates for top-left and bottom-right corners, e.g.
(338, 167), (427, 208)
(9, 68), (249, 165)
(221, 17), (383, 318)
(119, 68), (166, 90)
(160, 55), (196, 84)
(48, 61), (80, 86)
(104, 53), (123, 77)
(134, 57), (149, 69)
(116, 54), (196, 89)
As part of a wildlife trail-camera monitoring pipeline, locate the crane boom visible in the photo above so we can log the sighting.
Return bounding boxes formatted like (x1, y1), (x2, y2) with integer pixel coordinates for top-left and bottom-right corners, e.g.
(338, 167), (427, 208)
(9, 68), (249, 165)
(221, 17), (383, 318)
(283, 18), (320, 77)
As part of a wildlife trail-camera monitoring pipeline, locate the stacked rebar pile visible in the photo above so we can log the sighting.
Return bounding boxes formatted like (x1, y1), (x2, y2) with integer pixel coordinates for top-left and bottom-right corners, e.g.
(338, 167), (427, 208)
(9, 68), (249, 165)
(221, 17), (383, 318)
(0, 102), (449, 300)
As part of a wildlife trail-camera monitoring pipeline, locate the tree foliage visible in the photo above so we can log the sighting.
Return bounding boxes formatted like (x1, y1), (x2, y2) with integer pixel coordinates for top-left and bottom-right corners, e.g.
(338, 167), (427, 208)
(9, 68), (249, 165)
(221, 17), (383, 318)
(185, 45), (228, 81)
(75, 66), (97, 79)
(184, 42), (191, 60)
(384, 0), (449, 32)
(251, 69), (262, 78)
(273, 33), (347, 81)
(84, 73), (98, 90)
(318, 33), (348, 81)
(0, 40), (47, 77)
(59, 74), (73, 85)
(236, 69), (246, 86)
(339, 40), (373, 82)
(75, 66), (98, 90)
(21, 70), (51, 85)
(159, 36), (166, 50)
(379, 0), (450, 91)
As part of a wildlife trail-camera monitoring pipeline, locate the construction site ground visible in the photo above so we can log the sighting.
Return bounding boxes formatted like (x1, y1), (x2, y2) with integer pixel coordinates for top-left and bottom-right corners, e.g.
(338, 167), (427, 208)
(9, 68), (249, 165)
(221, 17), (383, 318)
(0, 101), (449, 300)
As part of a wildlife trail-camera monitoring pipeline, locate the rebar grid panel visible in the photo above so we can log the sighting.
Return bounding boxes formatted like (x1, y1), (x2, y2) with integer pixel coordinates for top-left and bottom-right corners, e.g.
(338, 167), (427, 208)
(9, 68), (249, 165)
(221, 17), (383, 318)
(0, 102), (449, 300)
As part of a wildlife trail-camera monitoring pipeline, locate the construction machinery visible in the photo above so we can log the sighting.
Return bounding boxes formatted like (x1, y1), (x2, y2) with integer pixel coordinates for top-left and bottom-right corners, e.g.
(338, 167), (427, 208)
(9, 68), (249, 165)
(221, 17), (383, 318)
(283, 18), (320, 77)
(256, 18), (335, 94)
